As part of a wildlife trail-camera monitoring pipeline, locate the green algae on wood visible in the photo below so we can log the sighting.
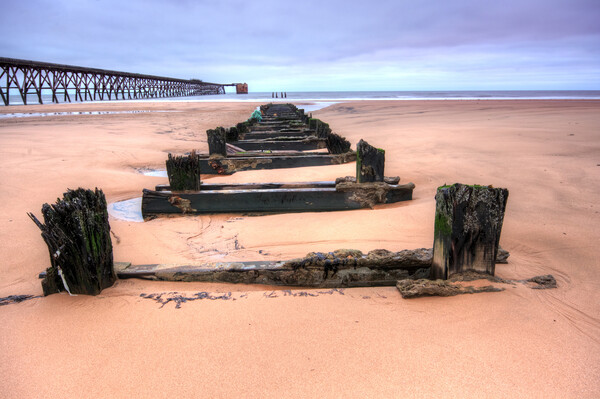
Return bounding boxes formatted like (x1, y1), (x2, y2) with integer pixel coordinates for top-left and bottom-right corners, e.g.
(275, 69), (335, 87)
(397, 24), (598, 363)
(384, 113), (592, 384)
(166, 151), (202, 191)
(28, 188), (116, 296)
(431, 183), (509, 280)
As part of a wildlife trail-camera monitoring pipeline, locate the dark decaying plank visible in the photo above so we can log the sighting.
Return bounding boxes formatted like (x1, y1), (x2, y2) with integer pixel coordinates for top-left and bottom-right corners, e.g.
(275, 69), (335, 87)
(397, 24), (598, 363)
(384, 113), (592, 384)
(232, 138), (327, 151)
(155, 181), (338, 191)
(198, 152), (356, 175)
(117, 248), (432, 288)
(141, 183), (414, 217)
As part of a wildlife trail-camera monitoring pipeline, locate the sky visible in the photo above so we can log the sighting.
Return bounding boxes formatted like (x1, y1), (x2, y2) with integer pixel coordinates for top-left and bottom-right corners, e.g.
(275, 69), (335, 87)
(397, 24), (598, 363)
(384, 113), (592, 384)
(1, 0), (599, 91)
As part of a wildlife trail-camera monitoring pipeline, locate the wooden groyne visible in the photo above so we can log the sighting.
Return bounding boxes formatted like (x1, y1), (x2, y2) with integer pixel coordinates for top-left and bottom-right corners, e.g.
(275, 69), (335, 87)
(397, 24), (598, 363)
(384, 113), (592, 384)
(142, 129), (414, 218)
(142, 180), (414, 217)
(227, 103), (331, 151)
(189, 103), (355, 175)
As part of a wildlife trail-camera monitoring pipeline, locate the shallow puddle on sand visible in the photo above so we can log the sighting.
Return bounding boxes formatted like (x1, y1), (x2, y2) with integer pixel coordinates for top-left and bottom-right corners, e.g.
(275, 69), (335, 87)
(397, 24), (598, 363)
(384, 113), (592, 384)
(108, 197), (144, 222)
(140, 168), (167, 177)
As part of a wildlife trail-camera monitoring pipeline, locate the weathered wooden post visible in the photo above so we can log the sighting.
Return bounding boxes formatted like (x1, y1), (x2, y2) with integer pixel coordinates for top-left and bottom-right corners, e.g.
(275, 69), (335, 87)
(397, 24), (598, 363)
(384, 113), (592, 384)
(166, 151), (202, 191)
(207, 127), (227, 157)
(317, 121), (331, 138)
(226, 126), (239, 142)
(28, 188), (116, 296)
(356, 139), (385, 182)
(431, 183), (509, 279)
(236, 121), (250, 134)
(326, 133), (351, 154)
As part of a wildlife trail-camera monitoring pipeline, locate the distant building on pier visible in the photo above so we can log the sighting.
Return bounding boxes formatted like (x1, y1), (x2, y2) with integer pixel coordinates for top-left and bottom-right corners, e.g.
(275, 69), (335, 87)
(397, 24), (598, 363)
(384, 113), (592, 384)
(236, 83), (248, 94)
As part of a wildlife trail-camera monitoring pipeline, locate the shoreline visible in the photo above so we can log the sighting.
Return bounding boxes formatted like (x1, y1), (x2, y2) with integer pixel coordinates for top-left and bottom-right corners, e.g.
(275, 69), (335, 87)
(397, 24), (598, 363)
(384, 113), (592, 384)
(1, 98), (599, 120)
(2, 97), (600, 111)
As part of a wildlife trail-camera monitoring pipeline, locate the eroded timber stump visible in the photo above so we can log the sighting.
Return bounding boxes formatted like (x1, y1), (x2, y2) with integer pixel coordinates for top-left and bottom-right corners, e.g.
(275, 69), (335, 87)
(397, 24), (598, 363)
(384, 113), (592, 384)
(207, 127), (227, 156)
(166, 151), (202, 191)
(431, 183), (509, 280)
(28, 188), (116, 296)
(356, 139), (385, 183)
(326, 133), (351, 154)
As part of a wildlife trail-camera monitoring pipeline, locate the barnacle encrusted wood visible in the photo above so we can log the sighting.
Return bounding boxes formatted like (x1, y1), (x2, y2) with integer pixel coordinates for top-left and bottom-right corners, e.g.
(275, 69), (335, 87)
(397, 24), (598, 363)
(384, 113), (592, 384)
(431, 183), (509, 279)
(28, 188), (116, 296)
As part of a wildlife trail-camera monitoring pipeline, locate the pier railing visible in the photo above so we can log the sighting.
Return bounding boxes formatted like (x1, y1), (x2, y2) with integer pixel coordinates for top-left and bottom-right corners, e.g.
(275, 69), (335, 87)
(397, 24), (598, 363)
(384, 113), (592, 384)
(0, 57), (237, 105)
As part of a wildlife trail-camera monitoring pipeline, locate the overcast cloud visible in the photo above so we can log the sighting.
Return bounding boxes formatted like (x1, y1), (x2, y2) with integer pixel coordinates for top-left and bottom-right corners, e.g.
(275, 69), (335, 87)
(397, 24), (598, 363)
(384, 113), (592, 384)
(1, 0), (599, 90)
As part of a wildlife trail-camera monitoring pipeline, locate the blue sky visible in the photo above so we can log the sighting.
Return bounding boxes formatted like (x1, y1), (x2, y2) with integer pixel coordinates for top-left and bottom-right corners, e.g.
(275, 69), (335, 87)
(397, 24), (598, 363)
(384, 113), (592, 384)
(1, 0), (599, 91)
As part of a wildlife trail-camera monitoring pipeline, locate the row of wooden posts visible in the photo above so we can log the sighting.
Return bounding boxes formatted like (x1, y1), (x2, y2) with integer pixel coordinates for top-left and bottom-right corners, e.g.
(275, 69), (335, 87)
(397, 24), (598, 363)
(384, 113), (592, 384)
(139, 104), (417, 219)
(30, 183), (508, 295)
(29, 104), (509, 295)
(167, 133), (382, 191)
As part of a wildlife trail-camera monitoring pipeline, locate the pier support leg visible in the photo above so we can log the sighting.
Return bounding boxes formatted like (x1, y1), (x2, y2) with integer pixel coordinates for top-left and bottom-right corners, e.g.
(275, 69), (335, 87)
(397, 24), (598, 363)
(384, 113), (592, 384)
(28, 188), (116, 296)
(431, 183), (509, 279)
(356, 139), (385, 183)
(166, 151), (202, 191)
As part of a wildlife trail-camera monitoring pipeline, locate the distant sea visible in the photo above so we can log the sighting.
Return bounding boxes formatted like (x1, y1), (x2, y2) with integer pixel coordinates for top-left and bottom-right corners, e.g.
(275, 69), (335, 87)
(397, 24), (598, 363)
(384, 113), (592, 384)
(4, 90), (600, 106)
(180, 90), (600, 102)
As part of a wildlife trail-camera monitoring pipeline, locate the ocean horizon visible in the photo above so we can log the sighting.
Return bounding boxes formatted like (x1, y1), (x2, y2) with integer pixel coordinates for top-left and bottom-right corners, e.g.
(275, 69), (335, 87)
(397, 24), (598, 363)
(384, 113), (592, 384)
(3, 89), (600, 106)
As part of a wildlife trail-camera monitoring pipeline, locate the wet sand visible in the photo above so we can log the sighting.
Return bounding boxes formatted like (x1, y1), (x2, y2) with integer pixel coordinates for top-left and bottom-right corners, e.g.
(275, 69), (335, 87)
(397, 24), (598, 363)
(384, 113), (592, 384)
(1, 100), (599, 398)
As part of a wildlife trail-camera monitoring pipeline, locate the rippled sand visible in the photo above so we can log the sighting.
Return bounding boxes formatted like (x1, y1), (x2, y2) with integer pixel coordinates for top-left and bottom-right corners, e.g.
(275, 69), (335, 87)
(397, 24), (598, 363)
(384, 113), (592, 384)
(1, 100), (599, 398)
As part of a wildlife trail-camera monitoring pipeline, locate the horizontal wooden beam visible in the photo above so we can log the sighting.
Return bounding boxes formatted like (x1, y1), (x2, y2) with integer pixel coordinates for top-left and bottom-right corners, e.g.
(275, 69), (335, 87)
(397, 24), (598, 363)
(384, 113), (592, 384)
(231, 138), (327, 151)
(113, 248), (433, 287)
(198, 152), (355, 174)
(141, 182), (415, 218)
(155, 181), (339, 191)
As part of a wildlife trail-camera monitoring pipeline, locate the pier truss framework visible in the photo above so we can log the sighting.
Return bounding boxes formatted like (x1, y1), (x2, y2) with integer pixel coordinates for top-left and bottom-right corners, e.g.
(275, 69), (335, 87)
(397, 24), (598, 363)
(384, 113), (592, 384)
(0, 57), (232, 105)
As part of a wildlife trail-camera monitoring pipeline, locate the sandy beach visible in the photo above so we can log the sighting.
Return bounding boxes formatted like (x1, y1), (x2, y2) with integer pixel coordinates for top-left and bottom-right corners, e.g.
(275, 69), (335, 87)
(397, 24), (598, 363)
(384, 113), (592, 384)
(1, 100), (599, 398)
